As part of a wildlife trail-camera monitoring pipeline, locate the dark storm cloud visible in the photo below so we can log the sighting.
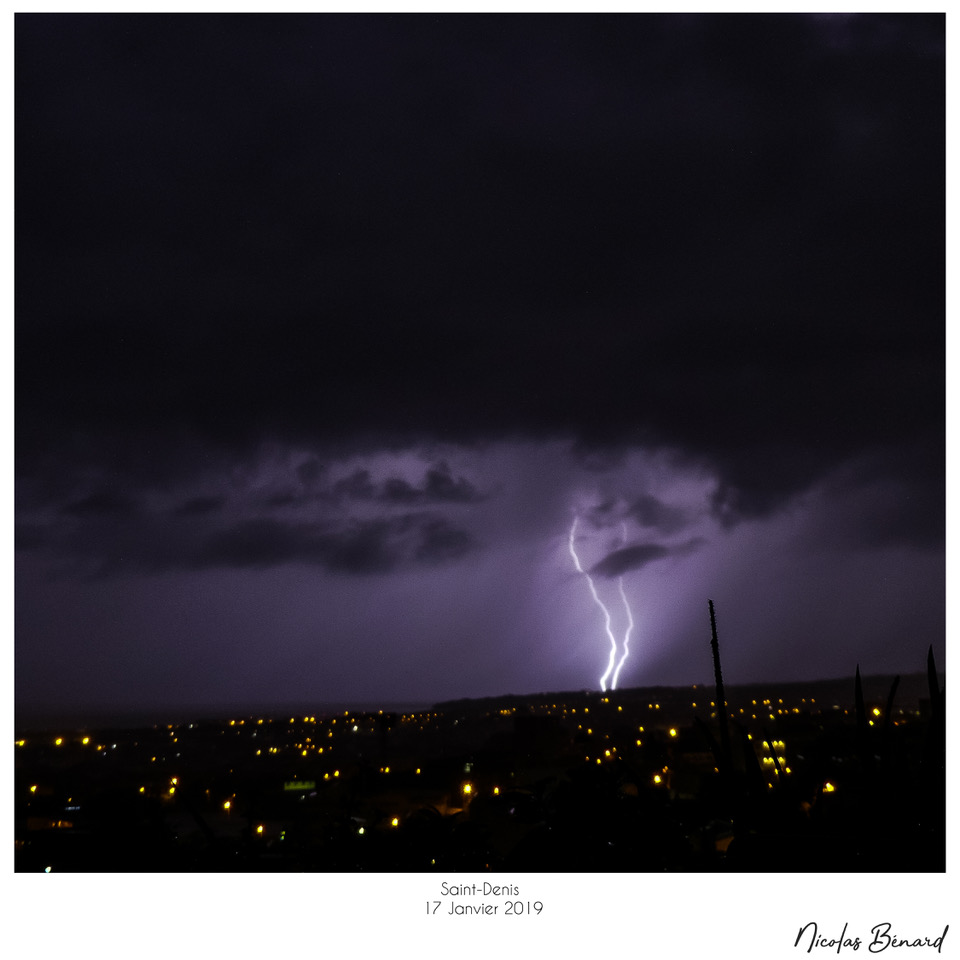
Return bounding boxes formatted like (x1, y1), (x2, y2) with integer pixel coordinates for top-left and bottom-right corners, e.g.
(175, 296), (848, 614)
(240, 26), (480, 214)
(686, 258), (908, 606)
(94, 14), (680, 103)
(194, 518), (392, 573)
(591, 544), (670, 578)
(422, 462), (484, 503)
(627, 494), (689, 534)
(174, 495), (226, 516)
(295, 458), (324, 487)
(414, 518), (475, 565)
(589, 537), (705, 578)
(584, 493), (691, 535)
(331, 469), (377, 502)
(326, 461), (484, 505)
(379, 462), (483, 505)
(194, 514), (476, 574)
(61, 490), (138, 517)
(27, 494), (479, 578)
(14, 14), (943, 534)
(798, 442), (944, 552)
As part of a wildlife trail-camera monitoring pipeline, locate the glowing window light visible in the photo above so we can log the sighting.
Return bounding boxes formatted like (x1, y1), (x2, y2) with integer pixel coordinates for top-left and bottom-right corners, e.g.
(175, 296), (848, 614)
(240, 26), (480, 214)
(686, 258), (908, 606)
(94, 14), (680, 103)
(54, 738), (63, 746)
(223, 801), (231, 810)
(168, 787), (176, 795)
(823, 782), (836, 793)
(256, 825), (264, 835)
(493, 787), (499, 795)
(653, 774), (662, 784)
(390, 817), (399, 827)
(669, 728), (677, 737)
(30, 785), (37, 793)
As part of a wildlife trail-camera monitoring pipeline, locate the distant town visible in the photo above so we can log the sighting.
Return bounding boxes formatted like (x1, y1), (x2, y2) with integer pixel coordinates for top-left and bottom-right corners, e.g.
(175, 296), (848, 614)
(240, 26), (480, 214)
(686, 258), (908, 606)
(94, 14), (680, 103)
(15, 672), (944, 872)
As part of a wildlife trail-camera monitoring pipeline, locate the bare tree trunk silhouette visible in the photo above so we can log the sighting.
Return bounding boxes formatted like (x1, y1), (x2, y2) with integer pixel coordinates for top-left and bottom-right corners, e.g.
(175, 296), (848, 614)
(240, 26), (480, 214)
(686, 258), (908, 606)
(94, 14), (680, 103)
(708, 599), (732, 777)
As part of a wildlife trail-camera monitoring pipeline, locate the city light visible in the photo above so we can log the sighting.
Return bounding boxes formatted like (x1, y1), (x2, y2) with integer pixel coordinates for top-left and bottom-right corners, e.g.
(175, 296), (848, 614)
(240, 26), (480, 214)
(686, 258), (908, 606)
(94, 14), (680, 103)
(12, 673), (941, 872)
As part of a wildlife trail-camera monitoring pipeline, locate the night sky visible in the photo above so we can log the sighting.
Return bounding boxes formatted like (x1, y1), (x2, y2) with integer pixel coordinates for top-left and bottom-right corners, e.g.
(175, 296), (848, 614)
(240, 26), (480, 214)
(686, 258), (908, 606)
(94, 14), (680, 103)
(15, 13), (945, 719)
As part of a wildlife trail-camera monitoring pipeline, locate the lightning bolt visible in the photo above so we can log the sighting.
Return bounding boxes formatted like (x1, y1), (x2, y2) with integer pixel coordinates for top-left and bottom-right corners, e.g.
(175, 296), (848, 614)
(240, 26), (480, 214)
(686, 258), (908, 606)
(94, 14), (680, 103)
(611, 574), (634, 689)
(569, 516), (637, 692)
(568, 516), (618, 691)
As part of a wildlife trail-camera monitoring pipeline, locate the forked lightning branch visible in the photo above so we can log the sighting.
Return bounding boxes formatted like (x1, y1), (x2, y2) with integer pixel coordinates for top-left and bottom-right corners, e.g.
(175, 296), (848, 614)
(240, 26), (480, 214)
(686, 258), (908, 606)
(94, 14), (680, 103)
(568, 516), (635, 692)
